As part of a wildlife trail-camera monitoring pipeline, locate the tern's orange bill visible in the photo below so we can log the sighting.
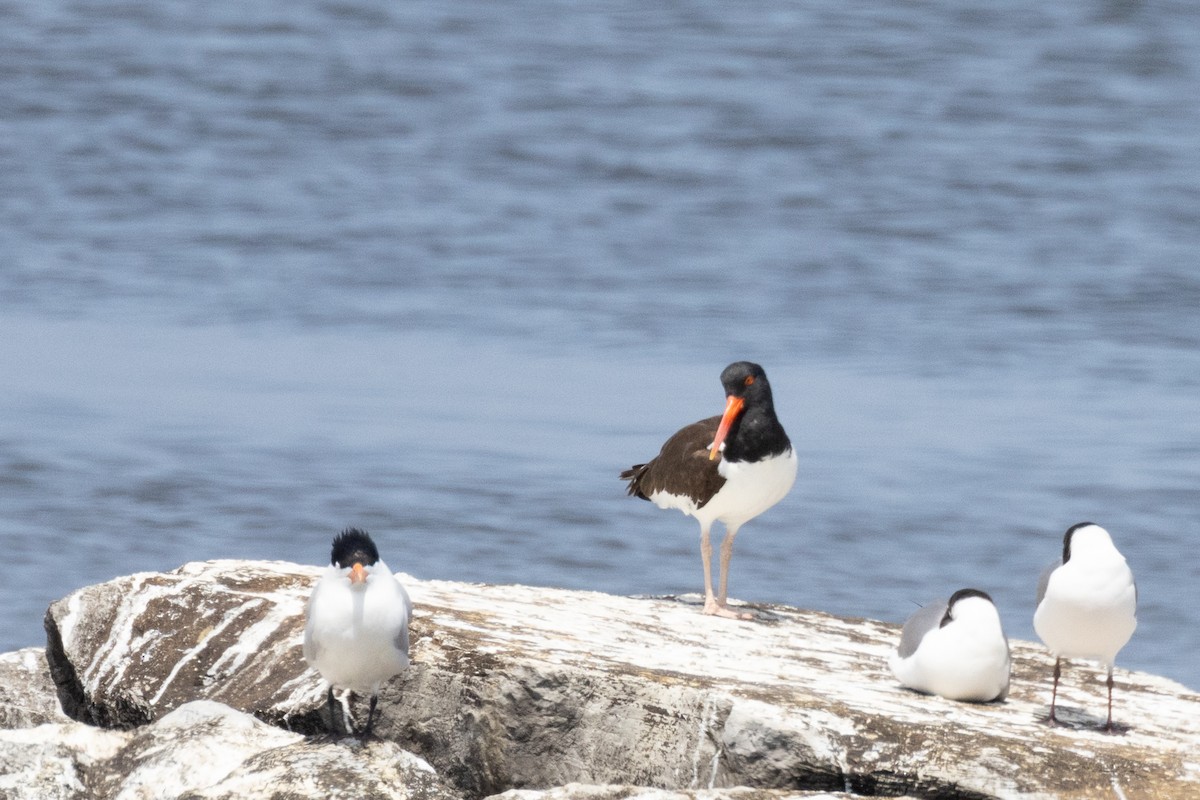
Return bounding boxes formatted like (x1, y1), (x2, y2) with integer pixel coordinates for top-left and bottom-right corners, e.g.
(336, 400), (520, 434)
(350, 563), (368, 584)
(708, 395), (745, 460)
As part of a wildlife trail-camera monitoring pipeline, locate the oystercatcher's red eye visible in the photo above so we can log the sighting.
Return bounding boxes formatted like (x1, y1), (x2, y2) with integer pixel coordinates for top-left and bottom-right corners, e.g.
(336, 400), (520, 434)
(744, 375), (755, 386)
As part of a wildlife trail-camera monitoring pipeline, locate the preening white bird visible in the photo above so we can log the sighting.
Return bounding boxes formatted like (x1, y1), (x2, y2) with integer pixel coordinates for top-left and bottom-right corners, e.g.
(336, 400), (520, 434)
(304, 527), (412, 738)
(889, 588), (1011, 703)
(1033, 522), (1137, 731)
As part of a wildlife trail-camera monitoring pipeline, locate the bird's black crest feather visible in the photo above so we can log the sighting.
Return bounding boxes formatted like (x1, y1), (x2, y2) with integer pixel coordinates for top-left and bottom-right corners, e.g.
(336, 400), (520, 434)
(330, 527), (380, 568)
(940, 588), (994, 627)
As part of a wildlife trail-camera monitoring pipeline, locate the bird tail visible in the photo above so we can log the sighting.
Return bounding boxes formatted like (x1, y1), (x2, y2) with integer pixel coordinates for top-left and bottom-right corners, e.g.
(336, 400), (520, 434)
(619, 464), (652, 500)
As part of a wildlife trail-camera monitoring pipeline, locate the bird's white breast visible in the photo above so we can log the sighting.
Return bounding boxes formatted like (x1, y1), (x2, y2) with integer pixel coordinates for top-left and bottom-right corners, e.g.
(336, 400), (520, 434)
(304, 565), (412, 693)
(706, 448), (797, 524)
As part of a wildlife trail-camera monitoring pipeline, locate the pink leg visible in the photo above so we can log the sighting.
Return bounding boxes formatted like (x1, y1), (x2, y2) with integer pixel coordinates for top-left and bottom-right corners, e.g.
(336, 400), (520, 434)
(700, 523), (745, 619)
(716, 525), (752, 619)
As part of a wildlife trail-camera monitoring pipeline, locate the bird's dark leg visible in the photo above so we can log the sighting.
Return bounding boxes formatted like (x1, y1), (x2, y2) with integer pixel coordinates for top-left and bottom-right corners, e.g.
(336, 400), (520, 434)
(326, 686), (339, 735)
(1047, 657), (1062, 725)
(361, 693), (379, 740)
(1104, 667), (1115, 732)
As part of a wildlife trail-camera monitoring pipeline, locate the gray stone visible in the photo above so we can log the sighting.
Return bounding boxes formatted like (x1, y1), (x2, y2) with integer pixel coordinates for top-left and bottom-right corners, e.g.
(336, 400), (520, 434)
(0, 700), (458, 800)
(0, 646), (69, 728)
(0, 717), (124, 800)
(40, 560), (1200, 799)
(486, 784), (883, 800)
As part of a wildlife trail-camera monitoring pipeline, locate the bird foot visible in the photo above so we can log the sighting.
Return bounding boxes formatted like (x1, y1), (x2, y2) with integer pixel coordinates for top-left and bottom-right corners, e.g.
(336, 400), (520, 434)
(703, 600), (754, 620)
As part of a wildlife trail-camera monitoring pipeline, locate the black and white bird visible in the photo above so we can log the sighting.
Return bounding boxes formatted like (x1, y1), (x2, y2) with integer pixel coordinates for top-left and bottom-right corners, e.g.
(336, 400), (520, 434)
(1033, 522), (1137, 731)
(889, 588), (1011, 703)
(621, 361), (796, 619)
(304, 527), (413, 738)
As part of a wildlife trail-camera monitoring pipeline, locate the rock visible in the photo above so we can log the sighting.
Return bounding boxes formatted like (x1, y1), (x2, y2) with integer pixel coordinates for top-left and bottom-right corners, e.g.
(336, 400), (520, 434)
(44, 562), (317, 730)
(0, 699), (457, 800)
(0, 717), (125, 800)
(486, 784), (886, 800)
(43, 559), (1200, 799)
(0, 646), (69, 728)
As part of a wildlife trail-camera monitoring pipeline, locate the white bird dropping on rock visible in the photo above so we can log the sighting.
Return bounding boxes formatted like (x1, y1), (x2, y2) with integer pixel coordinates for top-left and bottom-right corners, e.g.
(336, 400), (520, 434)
(304, 527), (412, 738)
(1033, 522), (1137, 732)
(889, 588), (1011, 702)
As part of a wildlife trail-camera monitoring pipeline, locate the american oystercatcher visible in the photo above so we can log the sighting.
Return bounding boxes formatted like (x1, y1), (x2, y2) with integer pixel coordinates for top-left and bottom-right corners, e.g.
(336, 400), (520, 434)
(304, 527), (413, 738)
(1033, 522), (1137, 731)
(889, 588), (1011, 703)
(620, 361), (797, 619)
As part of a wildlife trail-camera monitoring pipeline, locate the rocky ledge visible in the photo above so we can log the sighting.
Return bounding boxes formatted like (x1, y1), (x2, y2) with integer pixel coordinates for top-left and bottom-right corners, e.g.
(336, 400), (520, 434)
(3, 560), (1198, 799)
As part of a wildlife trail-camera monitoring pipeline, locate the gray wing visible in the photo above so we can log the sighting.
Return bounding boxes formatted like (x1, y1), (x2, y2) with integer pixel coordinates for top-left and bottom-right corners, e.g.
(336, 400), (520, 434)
(896, 599), (948, 658)
(394, 579), (413, 657)
(1035, 561), (1060, 607)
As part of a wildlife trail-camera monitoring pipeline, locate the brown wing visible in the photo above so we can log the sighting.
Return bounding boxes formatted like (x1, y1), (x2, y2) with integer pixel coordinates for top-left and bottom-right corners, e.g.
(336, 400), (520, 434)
(620, 416), (726, 508)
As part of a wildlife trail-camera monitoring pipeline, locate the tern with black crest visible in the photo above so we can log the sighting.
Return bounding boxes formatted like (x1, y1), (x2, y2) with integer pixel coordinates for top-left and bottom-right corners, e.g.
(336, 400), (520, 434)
(304, 527), (412, 738)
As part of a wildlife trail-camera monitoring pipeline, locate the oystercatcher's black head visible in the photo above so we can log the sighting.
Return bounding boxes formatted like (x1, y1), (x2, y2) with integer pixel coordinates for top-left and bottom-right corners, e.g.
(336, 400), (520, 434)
(330, 527), (380, 569)
(719, 361), (774, 404)
(710, 361), (789, 462)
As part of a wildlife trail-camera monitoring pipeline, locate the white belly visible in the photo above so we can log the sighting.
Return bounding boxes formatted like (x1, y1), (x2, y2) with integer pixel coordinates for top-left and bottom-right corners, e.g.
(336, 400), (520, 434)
(304, 575), (412, 693)
(649, 448), (797, 528)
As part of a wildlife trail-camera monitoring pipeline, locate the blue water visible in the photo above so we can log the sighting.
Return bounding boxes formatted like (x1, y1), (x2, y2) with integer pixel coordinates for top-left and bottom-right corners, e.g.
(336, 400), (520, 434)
(2, 1), (1198, 692)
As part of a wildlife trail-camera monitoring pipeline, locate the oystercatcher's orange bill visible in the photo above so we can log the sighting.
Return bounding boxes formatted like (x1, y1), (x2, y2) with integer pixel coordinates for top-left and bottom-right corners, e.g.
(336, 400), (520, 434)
(709, 395), (745, 460)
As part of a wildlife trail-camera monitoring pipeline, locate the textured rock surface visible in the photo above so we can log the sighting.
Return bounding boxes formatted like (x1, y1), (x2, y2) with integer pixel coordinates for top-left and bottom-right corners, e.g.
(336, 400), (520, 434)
(42, 559), (1200, 799)
(0, 646), (70, 728)
(0, 716), (125, 800)
(486, 785), (892, 800)
(0, 700), (456, 800)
